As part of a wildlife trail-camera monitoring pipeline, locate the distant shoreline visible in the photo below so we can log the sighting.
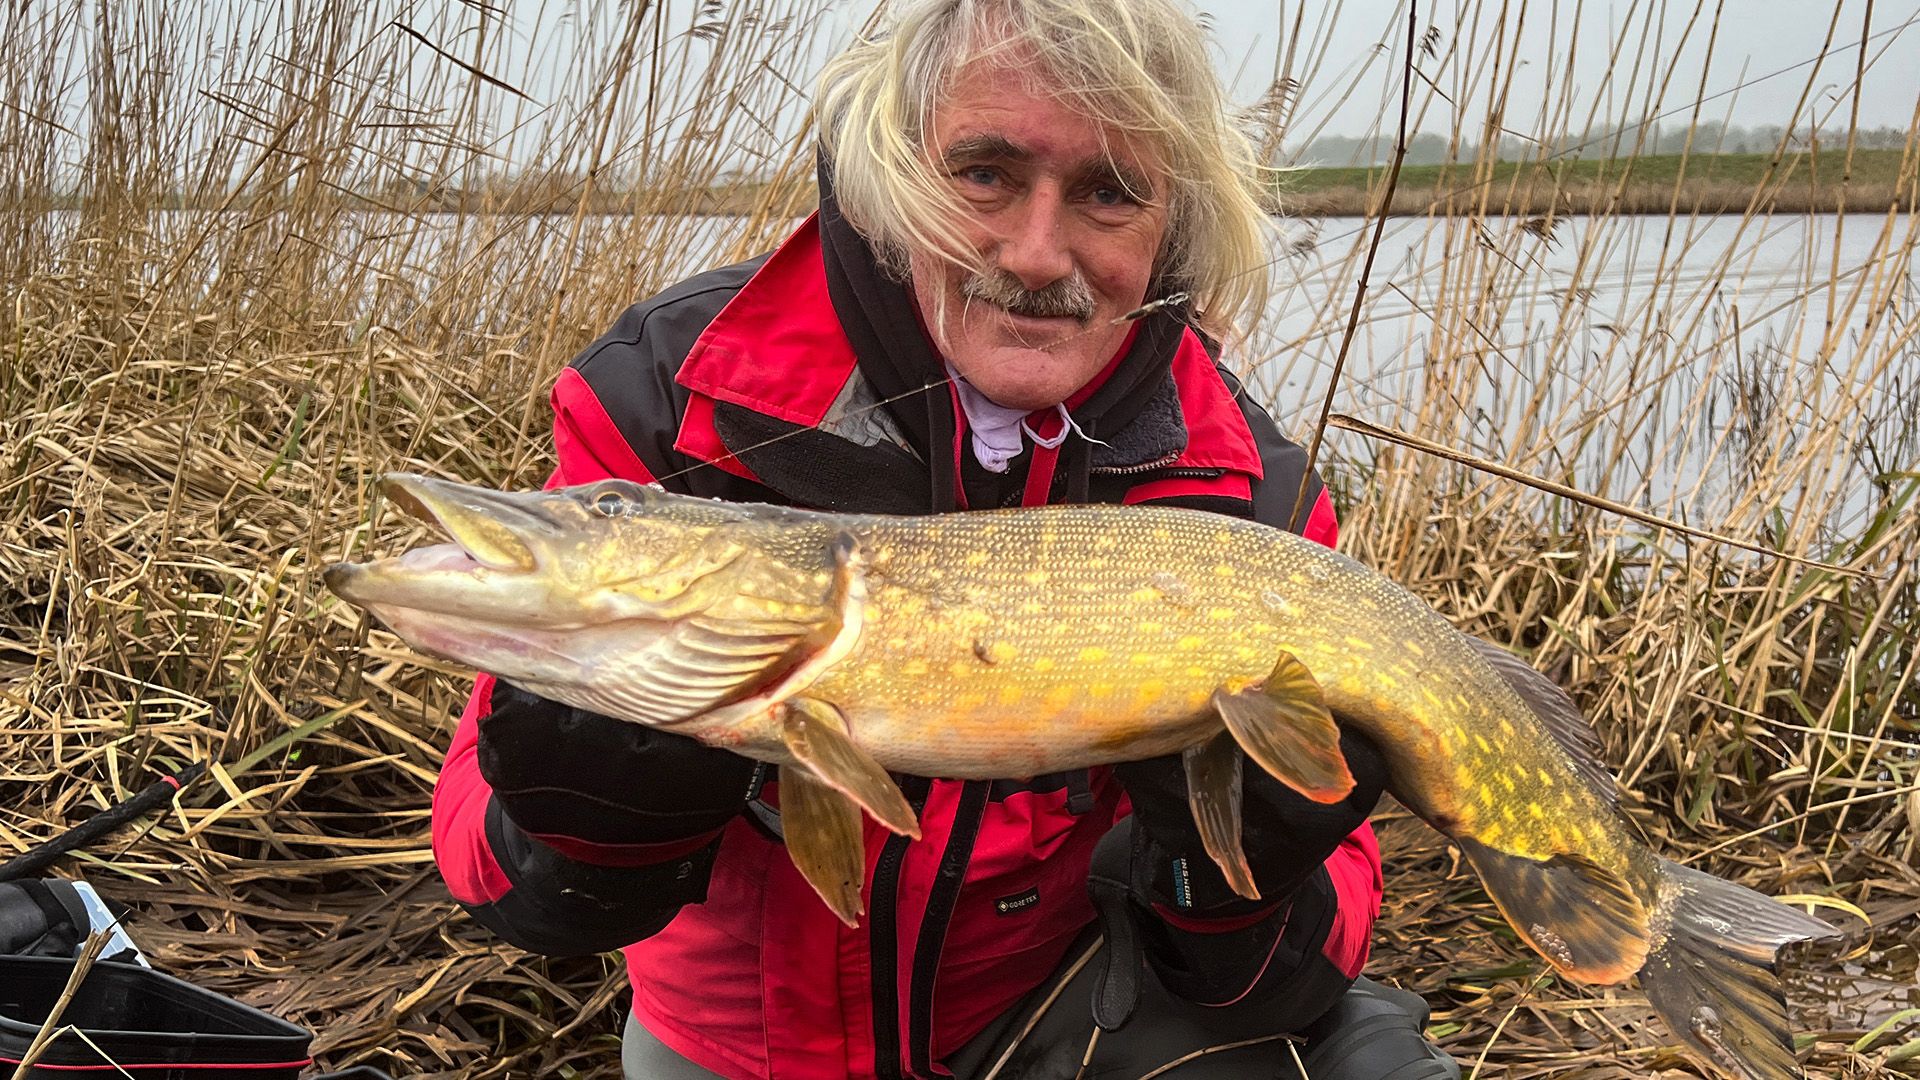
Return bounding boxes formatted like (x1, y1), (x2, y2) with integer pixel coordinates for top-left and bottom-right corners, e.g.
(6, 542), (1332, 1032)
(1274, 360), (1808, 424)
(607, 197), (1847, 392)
(20, 150), (1913, 218)
(1276, 148), (1915, 217)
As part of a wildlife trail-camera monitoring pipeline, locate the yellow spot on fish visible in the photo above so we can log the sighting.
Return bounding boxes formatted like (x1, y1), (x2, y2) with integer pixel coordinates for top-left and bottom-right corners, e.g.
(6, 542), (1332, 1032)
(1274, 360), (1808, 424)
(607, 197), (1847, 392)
(1184, 665), (1210, 680)
(1176, 636), (1206, 652)
(902, 659), (929, 677)
(1133, 680), (1167, 707)
(948, 660), (974, 679)
(965, 551), (989, 567)
(1528, 803), (1545, 820)
(955, 692), (987, 710)
(1501, 805), (1518, 823)
(986, 641), (1017, 664)
(1128, 587), (1160, 605)
(1079, 647), (1110, 664)
(1212, 530), (1233, 544)
(1478, 787), (1495, 808)
(1088, 682), (1115, 698)
(1033, 657), (1057, 674)
(1422, 688), (1445, 708)
(1404, 641), (1426, 658)
(1376, 673), (1399, 690)
(1207, 607), (1235, 622)
(1212, 563), (1235, 578)
(996, 685), (1025, 706)
(1481, 821), (1503, 842)
(1136, 621), (1163, 635)
(1473, 735), (1492, 753)
(1537, 769), (1555, 788)
(1565, 824), (1585, 845)
(1498, 719), (1515, 737)
(1498, 773), (1517, 792)
(1043, 685), (1076, 711)
(1022, 570), (1049, 587)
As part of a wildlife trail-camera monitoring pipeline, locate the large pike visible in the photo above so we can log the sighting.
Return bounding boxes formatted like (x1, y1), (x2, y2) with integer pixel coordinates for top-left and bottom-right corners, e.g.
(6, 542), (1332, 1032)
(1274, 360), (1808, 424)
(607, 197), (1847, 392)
(326, 474), (1836, 1080)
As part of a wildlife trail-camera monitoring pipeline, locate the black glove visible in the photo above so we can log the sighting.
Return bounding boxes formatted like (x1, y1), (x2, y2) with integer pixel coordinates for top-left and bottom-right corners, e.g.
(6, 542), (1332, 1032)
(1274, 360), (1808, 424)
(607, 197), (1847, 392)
(1112, 725), (1387, 917)
(476, 679), (759, 846)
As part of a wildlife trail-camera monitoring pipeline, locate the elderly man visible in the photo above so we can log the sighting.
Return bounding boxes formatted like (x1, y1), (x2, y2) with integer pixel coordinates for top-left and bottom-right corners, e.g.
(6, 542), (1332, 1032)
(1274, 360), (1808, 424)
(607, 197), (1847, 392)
(430, 1), (1459, 1077)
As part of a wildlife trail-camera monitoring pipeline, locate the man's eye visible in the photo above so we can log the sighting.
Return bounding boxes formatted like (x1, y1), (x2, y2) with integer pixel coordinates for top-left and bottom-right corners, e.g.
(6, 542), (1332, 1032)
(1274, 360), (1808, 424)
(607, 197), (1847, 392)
(959, 165), (1000, 186)
(1090, 185), (1137, 207)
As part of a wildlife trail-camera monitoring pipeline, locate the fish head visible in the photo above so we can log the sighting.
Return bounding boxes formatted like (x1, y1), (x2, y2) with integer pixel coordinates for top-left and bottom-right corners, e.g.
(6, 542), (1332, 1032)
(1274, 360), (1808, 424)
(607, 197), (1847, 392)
(322, 473), (763, 682)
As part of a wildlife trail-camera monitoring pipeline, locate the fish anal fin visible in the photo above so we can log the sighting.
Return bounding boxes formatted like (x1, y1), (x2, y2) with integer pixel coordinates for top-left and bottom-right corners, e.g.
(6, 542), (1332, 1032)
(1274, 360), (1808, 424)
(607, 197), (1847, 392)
(1456, 835), (1650, 984)
(1182, 732), (1259, 902)
(777, 765), (868, 927)
(1467, 638), (1617, 805)
(782, 698), (921, 839)
(1641, 860), (1839, 1080)
(1210, 651), (1354, 805)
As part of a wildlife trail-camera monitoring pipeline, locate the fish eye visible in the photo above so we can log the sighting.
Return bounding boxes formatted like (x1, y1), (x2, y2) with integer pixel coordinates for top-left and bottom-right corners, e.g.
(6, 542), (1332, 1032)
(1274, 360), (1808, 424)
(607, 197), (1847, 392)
(593, 491), (627, 517)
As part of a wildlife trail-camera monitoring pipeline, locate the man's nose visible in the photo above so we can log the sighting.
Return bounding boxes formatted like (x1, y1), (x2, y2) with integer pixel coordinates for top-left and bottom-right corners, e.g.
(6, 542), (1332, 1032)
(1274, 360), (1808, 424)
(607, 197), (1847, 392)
(993, 184), (1073, 289)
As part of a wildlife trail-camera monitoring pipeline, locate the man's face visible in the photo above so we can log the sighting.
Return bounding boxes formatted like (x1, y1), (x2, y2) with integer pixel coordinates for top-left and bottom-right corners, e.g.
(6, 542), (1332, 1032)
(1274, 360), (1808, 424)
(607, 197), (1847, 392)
(911, 55), (1172, 411)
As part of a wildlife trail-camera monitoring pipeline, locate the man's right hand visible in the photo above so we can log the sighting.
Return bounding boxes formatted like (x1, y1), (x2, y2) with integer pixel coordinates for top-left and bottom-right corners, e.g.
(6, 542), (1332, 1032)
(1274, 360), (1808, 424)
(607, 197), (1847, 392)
(476, 680), (759, 848)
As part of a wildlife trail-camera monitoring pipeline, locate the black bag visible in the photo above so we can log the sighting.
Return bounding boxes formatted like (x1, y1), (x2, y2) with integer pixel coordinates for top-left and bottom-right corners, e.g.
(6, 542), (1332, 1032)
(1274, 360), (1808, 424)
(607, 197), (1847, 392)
(0, 955), (313, 1079)
(0, 881), (389, 1080)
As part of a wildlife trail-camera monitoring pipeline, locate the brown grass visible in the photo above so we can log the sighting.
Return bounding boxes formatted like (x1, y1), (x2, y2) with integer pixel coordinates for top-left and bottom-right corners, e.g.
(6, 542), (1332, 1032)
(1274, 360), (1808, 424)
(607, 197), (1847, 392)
(0, 1), (1916, 1077)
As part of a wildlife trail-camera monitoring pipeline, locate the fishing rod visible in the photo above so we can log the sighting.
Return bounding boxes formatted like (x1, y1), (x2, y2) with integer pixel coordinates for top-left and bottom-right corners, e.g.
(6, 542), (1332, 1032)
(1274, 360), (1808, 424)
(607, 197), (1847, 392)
(0, 763), (208, 885)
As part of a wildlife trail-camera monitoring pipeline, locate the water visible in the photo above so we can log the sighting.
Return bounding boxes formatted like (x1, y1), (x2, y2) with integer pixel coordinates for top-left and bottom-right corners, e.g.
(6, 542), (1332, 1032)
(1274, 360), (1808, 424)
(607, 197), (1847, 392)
(22, 207), (1920, 534)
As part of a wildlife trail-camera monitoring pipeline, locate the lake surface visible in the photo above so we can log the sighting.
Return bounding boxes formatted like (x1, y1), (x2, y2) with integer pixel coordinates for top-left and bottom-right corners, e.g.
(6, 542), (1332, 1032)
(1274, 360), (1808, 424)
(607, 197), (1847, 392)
(29, 207), (1919, 536)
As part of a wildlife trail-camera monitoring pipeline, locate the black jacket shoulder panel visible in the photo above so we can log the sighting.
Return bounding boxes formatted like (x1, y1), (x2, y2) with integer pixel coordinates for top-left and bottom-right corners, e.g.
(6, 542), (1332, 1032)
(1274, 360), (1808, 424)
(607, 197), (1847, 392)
(564, 254), (774, 499)
(1215, 364), (1327, 536)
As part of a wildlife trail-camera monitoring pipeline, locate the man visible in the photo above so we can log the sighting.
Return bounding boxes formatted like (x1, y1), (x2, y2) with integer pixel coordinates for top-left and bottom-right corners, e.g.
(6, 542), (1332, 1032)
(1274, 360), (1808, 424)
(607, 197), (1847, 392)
(431, 1), (1460, 1077)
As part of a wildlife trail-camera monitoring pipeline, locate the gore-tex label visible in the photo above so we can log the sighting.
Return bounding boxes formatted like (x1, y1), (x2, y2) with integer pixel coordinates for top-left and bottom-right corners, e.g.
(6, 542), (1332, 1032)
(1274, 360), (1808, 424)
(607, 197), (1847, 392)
(995, 887), (1041, 915)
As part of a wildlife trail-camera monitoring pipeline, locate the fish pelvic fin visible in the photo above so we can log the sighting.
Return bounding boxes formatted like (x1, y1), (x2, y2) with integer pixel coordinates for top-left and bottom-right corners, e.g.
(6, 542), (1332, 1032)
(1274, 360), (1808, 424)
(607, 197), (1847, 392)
(1456, 835), (1651, 985)
(1182, 732), (1259, 902)
(782, 698), (921, 839)
(1639, 859), (1839, 1080)
(777, 763), (868, 928)
(1210, 651), (1355, 805)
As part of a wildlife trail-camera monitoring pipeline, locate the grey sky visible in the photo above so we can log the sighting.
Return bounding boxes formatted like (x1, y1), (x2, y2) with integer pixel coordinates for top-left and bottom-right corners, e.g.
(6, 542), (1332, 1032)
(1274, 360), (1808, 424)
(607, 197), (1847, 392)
(1198, 0), (1918, 143)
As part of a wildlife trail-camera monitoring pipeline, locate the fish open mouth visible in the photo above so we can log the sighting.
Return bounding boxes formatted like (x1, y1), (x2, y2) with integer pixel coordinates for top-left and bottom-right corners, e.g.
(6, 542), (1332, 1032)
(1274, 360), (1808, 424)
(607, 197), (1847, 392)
(378, 473), (538, 573)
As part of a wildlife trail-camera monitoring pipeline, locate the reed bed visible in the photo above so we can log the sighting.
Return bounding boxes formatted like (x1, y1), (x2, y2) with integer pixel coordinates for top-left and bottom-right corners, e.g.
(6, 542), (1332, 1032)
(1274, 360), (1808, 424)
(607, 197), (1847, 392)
(0, 1), (1914, 1077)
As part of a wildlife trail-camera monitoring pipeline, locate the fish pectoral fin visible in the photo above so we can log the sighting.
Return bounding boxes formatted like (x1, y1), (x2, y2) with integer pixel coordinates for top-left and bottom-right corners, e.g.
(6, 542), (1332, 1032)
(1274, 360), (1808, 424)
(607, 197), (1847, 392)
(1210, 651), (1355, 805)
(1456, 835), (1651, 984)
(1183, 733), (1259, 902)
(782, 698), (921, 839)
(777, 765), (868, 928)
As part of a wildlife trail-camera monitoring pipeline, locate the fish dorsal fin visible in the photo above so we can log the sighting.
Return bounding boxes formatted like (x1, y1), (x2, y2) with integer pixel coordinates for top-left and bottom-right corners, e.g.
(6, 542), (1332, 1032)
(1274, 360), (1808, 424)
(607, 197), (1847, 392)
(1466, 638), (1617, 807)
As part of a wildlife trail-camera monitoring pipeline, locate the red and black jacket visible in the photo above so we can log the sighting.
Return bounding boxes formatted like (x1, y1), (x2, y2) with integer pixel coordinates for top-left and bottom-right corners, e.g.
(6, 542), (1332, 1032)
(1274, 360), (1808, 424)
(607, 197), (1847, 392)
(431, 202), (1383, 1079)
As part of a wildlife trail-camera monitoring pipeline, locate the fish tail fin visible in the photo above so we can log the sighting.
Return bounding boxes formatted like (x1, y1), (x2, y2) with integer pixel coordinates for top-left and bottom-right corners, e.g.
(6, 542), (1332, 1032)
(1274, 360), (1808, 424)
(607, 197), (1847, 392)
(1638, 859), (1839, 1080)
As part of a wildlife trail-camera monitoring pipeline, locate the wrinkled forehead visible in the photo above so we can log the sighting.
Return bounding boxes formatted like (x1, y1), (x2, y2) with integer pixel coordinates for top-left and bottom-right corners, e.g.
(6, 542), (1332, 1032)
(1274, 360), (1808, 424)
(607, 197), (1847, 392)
(927, 42), (1171, 184)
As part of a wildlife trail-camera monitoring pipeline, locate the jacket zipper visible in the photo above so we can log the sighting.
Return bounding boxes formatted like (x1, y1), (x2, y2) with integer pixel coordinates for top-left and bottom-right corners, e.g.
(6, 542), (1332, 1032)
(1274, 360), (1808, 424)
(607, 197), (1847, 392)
(870, 777), (933, 1080)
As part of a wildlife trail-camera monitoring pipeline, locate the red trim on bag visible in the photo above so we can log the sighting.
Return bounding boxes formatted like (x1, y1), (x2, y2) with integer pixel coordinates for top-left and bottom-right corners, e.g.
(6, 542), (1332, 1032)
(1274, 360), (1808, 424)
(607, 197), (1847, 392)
(527, 828), (722, 867)
(1121, 473), (1253, 505)
(0, 1053), (314, 1060)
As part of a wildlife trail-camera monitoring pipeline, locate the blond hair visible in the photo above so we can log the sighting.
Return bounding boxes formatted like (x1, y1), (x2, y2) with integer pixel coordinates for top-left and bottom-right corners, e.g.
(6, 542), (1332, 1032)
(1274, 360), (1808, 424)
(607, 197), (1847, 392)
(815, 0), (1272, 340)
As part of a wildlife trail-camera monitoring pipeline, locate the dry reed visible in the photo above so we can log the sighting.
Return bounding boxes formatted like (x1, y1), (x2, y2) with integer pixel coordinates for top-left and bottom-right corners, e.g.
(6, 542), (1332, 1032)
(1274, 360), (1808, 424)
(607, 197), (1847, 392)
(0, 1), (1914, 1077)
